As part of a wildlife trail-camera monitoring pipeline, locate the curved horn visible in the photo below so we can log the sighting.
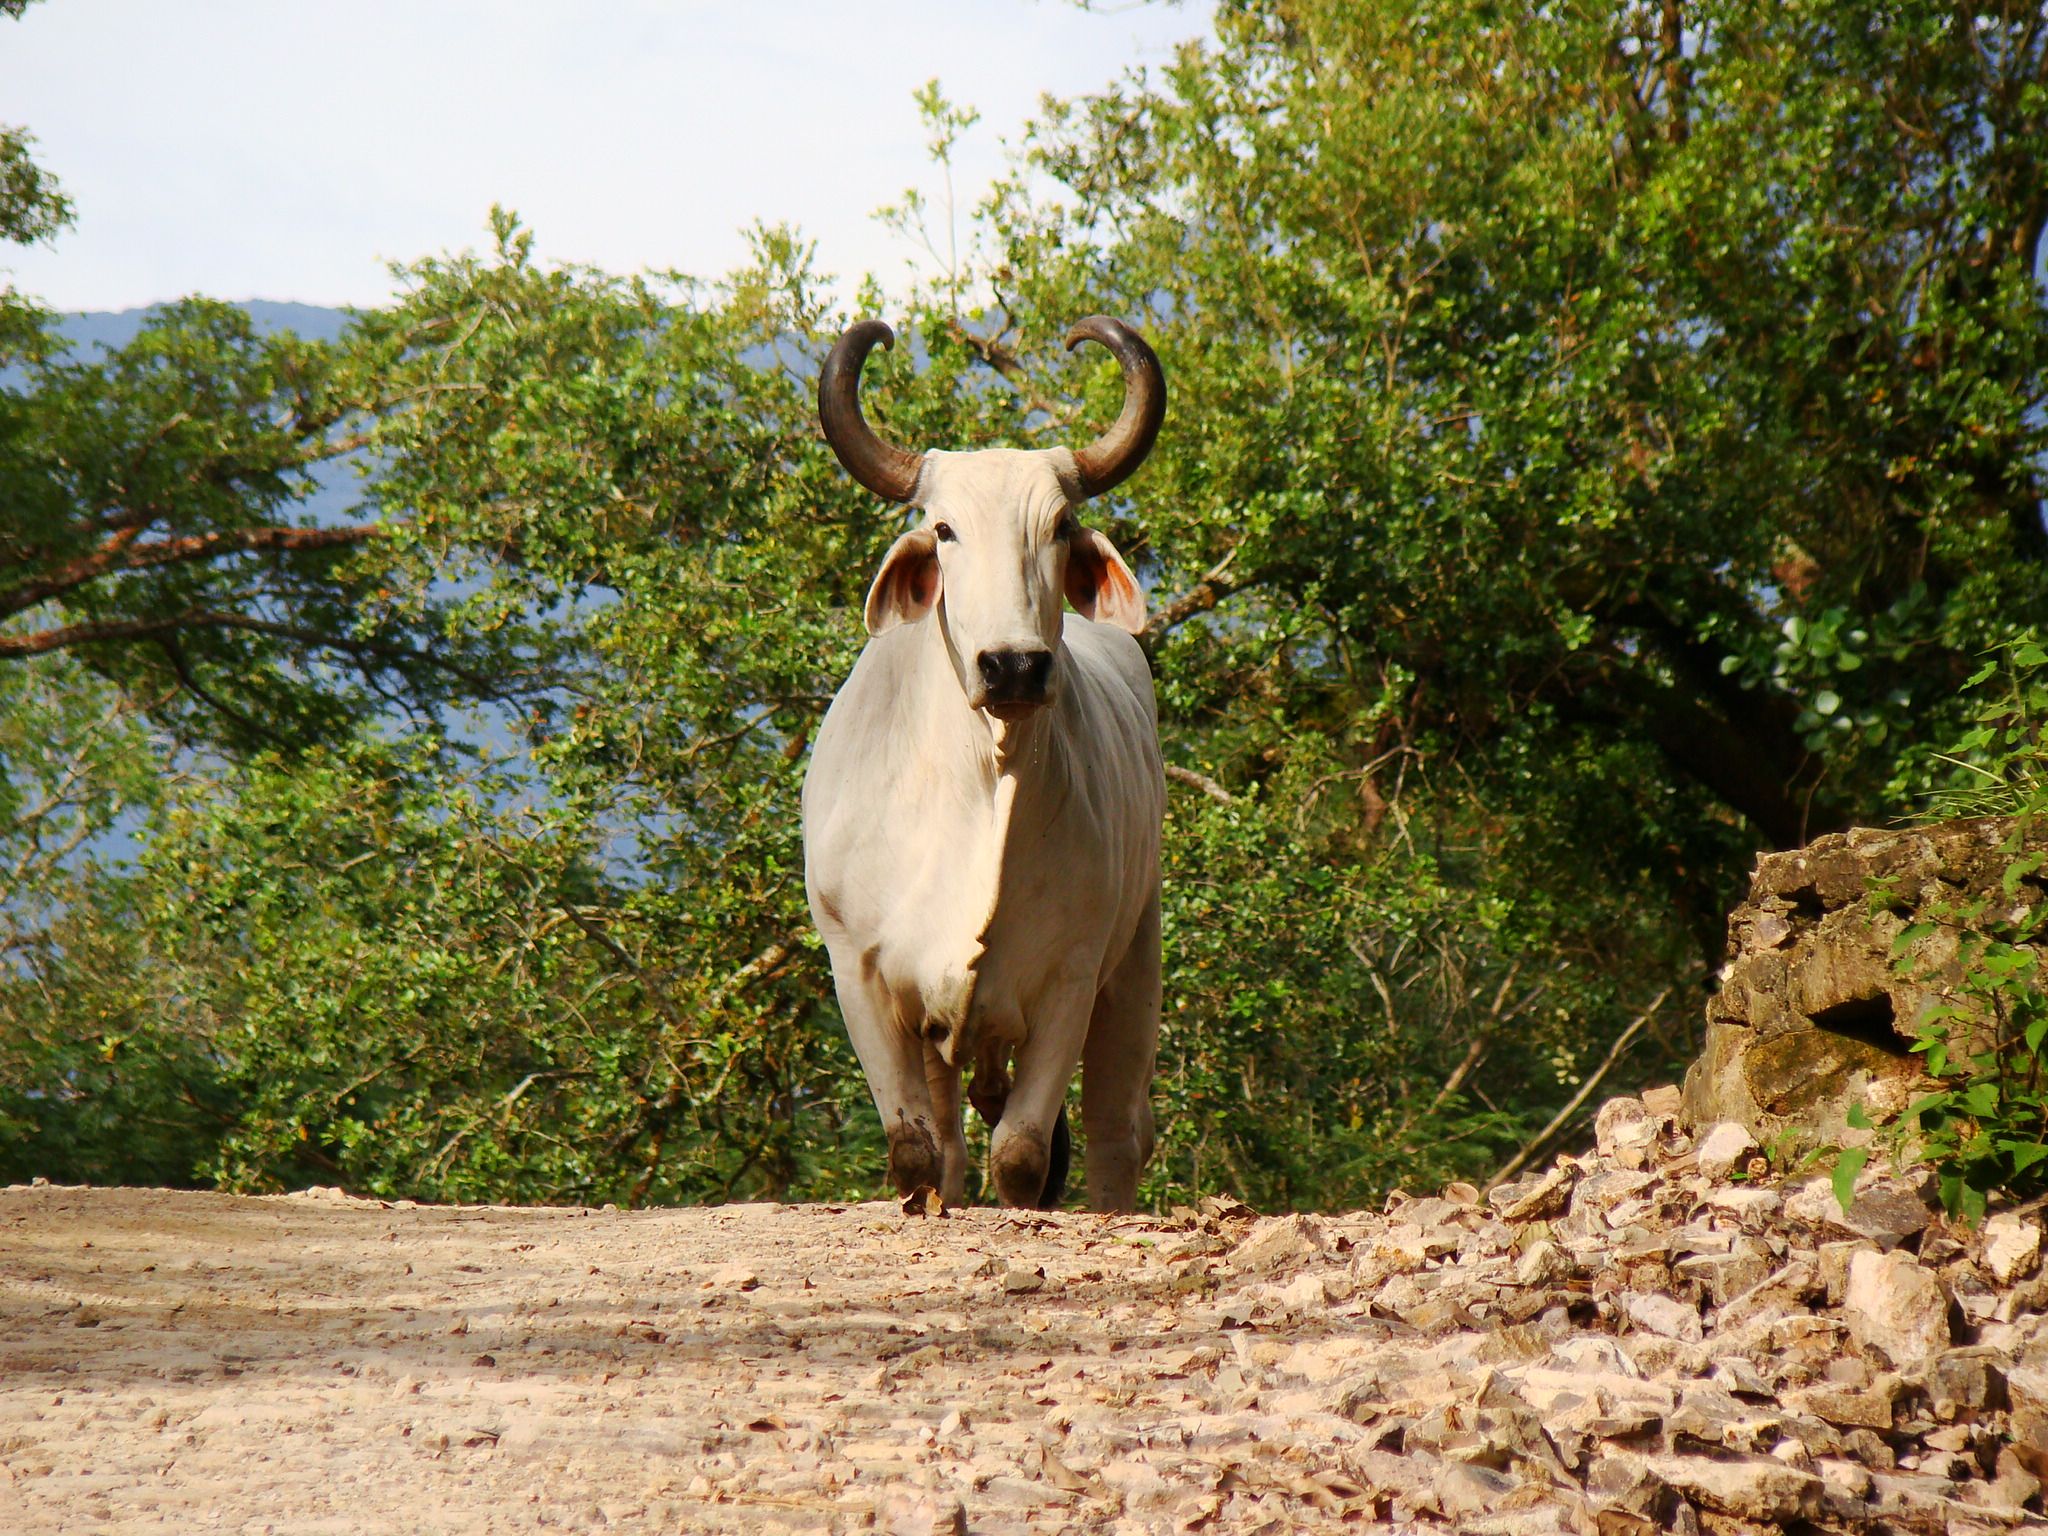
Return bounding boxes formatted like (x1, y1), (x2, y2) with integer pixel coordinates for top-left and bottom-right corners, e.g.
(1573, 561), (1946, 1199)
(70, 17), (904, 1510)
(819, 320), (925, 503)
(1064, 315), (1166, 499)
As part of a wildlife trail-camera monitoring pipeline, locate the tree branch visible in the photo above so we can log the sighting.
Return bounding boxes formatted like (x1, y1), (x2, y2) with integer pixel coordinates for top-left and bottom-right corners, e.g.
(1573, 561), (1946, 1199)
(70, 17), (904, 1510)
(0, 521), (384, 619)
(1164, 762), (1235, 805)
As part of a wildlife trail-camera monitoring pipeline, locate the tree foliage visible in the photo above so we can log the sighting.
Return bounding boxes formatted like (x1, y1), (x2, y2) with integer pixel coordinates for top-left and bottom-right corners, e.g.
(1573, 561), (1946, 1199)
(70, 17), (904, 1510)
(3, 0), (2046, 1209)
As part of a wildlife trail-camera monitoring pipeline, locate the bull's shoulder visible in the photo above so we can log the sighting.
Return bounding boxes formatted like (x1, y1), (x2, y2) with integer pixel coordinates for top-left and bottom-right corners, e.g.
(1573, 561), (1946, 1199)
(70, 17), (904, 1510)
(1061, 616), (1155, 700)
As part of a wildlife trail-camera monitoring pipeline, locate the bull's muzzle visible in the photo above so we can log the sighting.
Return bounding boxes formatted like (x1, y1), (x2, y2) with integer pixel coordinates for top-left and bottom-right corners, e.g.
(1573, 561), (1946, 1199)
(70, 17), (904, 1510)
(976, 647), (1054, 717)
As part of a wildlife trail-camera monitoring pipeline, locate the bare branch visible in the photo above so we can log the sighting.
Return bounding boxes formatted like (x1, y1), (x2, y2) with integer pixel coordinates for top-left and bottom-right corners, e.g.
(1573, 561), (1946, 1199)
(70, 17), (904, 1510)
(1164, 762), (1234, 805)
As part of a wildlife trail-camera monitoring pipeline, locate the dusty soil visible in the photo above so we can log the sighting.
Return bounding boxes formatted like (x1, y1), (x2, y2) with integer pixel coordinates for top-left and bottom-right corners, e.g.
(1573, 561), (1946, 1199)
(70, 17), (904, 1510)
(0, 1183), (1371, 1535)
(3, 1139), (2041, 1535)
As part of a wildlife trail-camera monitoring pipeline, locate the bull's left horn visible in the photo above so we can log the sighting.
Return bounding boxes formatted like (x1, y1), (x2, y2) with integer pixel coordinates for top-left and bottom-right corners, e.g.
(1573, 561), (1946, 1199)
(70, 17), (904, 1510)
(1065, 315), (1166, 499)
(819, 320), (925, 504)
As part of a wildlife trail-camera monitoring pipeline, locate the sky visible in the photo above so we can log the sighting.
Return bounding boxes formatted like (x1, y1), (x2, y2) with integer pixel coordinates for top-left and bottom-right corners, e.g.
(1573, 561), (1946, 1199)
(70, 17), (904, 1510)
(0, 0), (1213, 313)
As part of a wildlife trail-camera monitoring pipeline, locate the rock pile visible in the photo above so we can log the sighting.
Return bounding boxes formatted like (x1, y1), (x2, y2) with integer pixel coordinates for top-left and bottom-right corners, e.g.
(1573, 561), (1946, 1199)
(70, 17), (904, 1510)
(1170, 1083), (2046, 1532)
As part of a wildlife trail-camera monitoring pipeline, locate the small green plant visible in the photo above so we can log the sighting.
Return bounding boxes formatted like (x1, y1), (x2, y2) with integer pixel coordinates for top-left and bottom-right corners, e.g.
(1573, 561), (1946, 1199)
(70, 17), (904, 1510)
(1842, 635), (2048, 1222)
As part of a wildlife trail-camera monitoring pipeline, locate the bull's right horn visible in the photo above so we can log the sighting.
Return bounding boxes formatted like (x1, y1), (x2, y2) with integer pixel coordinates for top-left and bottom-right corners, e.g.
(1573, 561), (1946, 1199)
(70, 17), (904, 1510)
(819, 320), (925, 504)
(1065, 315), (1166, 499)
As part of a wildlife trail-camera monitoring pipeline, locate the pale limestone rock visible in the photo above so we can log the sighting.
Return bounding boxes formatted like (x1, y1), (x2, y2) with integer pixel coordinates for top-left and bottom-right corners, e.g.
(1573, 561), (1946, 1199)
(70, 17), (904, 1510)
(1270, 1270), (1331, 1313)
(1843, 1249), (1951, 1367)
(1622, 1292), (1704, 1343)
(1595, 1097), (1658, 1169)
(1492, 1161), (1577, 1222)
(1982, 1211), (2042, 1284)
(1434, 1460), (1515, 1518)
(1815, 1457), (1874, 1503)
(1640, 1084), (1684, 1117)
(1648, 1454), (1825, 1523)
(878, 1489), (967, 1536)
(1227, 1213), (1326, 1272)
(1514, 1239), (1570, 1288)
(1784, 1384), (1894, 1431)
(1695, 1122), (1759, 1180)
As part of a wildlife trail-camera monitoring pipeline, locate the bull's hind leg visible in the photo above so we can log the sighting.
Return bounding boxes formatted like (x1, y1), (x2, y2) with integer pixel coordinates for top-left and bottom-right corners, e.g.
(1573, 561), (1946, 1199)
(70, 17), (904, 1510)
(921, 1043), (969, 1205)
(825, 945), (941, 1195)
(1082, 891), (1161, 1213)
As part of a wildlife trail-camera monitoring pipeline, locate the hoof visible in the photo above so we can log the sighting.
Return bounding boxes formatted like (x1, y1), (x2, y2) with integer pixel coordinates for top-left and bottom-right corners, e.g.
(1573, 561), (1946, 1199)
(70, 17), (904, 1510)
(886, 1119), (940, 1195)
(990, 1126), (1050, 1208)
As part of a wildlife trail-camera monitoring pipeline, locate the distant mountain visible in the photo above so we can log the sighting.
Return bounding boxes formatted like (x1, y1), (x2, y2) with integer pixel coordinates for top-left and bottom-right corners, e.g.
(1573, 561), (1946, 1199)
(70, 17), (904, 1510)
(54, 299), (352, 356)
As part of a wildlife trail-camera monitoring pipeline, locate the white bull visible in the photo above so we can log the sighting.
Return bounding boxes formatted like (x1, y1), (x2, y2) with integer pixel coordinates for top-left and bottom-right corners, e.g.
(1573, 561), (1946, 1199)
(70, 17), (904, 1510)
(802, 317), (1167, 1211)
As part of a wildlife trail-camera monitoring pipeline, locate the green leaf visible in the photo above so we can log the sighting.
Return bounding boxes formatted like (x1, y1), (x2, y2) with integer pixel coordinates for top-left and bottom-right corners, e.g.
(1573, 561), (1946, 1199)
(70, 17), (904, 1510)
(1891, 921), (1935, 954)
(1831, 1147), (1869, 1212)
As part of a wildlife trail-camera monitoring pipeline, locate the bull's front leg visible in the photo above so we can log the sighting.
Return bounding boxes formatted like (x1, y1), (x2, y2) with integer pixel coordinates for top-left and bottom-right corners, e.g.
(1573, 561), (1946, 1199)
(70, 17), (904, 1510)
(988, 976), (1094, 1209)
(824, 945), (943, 1195)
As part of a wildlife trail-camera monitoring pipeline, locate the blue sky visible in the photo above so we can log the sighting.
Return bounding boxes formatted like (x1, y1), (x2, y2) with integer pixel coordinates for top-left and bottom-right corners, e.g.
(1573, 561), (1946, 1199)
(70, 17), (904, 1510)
(1, 0), (1212, 311)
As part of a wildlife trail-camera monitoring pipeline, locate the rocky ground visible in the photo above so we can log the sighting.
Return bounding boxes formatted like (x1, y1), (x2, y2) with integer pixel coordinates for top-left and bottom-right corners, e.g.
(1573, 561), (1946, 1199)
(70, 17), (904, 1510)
(1, 1090), (2044, 1534)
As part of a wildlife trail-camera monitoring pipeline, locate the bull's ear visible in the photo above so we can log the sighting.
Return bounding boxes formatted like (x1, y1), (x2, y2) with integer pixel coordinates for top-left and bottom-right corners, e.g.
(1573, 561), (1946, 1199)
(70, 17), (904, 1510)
(1064, 526), (1146, 635)
(863, 527), (942, 635)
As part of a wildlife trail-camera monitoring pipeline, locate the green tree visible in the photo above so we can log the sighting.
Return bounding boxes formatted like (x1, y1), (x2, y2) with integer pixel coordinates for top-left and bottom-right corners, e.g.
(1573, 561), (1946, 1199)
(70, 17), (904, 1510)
(9, 0), (2048, 1210)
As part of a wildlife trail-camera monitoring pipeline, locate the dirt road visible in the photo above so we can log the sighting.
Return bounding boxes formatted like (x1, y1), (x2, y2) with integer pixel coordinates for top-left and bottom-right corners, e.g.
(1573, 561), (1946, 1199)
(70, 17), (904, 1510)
(0, 1183), (1382, 1534)
(3, 1136), (2040, 1534)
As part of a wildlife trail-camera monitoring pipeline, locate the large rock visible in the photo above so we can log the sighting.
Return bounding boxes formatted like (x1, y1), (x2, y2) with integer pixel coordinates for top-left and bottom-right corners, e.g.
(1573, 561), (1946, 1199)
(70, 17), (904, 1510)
(1683, 817), (2045, 1153)
(1842, 1249), (1951, 1368)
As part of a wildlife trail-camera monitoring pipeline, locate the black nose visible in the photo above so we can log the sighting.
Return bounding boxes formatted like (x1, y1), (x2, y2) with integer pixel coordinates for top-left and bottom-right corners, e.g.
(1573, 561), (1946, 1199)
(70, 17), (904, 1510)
(976, 647), (1054, 704)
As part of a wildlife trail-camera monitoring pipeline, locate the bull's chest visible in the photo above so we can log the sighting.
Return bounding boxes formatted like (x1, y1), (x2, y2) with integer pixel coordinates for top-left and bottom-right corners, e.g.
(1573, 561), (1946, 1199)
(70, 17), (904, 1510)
(872, 767), (1123, 1035)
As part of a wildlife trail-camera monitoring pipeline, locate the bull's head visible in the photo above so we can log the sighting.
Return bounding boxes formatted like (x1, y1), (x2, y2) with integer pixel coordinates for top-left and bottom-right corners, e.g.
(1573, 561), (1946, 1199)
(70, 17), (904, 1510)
(819, 317), (1164, 720)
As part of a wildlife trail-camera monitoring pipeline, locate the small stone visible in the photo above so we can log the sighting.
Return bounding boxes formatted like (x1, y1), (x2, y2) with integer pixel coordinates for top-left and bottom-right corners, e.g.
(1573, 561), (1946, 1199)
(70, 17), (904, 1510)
(1786, 1174), (1935, 1248)
(1647, 1454), (1824, 1523)
(1621, 1292), (1703, 1343)
(1843, 1249), (1950, 1367)
(1814, 1457), (1872, 1503)
(1227, 1213), (1326, 1272)
(1434, 1460), (1515, 1518)
(1696, 1122), (1759, 1181)
(1494, 1163), (1577, 1222)
(1596, 1097), (1659, 1169)
(1784, 1385), (1893, 1431)
(1515, 1239), (1570, 1287)
(1926, 1348), (2006, 1420)
(1984, 1446), (2043, 1513)
(1002, 1266), (1046, 1295)
(1982, 1211), (2042, 1284)
(1640, 1084), (1683, 1117)
(1272, 1271), (1331, 1312)
(879, 1489), (967, 1536)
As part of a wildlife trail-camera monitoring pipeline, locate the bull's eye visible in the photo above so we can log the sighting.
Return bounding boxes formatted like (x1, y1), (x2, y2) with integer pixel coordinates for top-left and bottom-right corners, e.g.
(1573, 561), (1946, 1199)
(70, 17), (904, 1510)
(933, 521), (956, 543)
(1054, 516), (1077, 542)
